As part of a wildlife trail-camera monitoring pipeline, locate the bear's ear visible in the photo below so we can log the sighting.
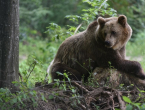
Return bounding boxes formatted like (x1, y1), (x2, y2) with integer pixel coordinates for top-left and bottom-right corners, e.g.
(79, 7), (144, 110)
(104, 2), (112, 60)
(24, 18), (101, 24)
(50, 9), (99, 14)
(118, 15), (127, 27)
(87, 21), (98, 30)
(97, 17), (105, 28)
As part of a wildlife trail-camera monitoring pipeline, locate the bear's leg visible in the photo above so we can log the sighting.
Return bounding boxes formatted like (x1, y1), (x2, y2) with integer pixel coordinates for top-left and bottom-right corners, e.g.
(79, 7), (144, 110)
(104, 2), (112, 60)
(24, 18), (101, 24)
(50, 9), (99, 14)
(51, 63), (83, 81)
(119, 46), (126, 59)
(104, 50), (145, 79)
(116, 60), (145, 79)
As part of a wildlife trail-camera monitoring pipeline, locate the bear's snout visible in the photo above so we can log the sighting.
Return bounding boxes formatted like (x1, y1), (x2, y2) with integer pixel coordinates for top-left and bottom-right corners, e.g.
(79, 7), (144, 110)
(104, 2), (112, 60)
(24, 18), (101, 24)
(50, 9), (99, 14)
(104, 41), (111, 47)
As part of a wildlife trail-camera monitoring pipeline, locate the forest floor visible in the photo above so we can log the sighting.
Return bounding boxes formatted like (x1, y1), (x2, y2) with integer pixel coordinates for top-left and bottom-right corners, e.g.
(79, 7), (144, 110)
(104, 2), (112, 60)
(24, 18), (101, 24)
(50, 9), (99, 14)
(12, 80), (144, 110)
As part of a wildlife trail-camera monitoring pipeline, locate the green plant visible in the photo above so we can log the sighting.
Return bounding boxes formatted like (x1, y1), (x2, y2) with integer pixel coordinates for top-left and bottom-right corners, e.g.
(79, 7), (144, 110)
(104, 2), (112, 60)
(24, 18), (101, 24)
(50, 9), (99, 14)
(45, 0), (117, 41)
(123, 96), (145, 110)
(0, 82), (39, 110)
(122, 88), (145, 110)
(19, 36), (59, 85)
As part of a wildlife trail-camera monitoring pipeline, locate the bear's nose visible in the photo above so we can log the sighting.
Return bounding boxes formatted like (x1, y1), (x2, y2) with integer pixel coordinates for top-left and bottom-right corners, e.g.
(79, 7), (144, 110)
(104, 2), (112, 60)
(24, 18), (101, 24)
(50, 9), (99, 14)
(104, 41), (111, 46)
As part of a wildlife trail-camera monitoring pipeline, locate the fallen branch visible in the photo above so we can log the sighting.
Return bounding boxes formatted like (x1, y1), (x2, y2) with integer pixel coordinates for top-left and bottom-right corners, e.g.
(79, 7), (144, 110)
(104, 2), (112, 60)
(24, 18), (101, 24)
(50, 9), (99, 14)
(72, 82), (90, 93)
(116, 91), (126, 110)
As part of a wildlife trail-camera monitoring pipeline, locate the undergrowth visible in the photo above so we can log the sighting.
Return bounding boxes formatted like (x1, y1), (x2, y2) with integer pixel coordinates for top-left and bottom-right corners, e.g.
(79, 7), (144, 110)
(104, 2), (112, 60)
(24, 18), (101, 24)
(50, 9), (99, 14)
(19, 37), (59, 85)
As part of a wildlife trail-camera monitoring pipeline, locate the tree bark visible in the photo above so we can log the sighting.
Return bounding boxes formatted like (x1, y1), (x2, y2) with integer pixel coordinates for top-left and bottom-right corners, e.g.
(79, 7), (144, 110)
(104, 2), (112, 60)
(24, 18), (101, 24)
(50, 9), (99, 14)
(0, 0), (19, 88)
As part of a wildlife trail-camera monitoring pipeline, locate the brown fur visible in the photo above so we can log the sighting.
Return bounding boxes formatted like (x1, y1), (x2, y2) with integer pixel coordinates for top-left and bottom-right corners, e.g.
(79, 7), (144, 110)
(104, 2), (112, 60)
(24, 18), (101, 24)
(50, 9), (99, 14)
(49, 15), (145, 81)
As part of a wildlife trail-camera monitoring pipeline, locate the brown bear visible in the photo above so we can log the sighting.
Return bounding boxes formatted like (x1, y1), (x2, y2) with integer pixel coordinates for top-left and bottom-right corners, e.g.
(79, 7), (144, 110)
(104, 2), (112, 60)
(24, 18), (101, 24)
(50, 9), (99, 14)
(49, 15), (145, 82)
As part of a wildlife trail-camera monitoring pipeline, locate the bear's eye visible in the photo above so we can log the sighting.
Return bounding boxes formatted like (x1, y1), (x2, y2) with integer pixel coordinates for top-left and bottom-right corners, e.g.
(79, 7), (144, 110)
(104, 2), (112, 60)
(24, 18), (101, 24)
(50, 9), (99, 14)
(111, 31), (116, 35)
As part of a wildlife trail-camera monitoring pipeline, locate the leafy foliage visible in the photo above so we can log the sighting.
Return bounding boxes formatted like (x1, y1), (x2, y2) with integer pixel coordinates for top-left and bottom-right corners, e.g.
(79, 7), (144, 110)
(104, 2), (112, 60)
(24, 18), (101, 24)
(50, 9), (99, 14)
(123, 95), (145, 110)
(45, 0), (117, 41)
(0, 83), (39, 110)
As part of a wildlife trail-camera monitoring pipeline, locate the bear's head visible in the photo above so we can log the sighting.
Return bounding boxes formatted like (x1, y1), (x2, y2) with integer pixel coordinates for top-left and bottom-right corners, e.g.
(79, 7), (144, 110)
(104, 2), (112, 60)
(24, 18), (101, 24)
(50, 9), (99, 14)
(96, 15), (132, 50)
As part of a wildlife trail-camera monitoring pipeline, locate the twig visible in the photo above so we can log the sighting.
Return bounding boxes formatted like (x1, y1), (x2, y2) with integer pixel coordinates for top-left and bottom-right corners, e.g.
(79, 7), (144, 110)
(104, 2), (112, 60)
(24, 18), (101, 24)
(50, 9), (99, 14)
(82, 97), (89, 110)
(99, 0), (108, 9)
(110, 96), (115, 110)
(86, 87), (104, 97)
(117, 91), (126, 110)
(18, 72), (23, 82)
(72, 82), (89, 93)
(119, 91), (135, 95)
(26, 61), (36, 82)
(74, 23), (82, 35)
(34, 81), (82, 90)
(102, 91), (112, 95)
(78, 103), (87, 110)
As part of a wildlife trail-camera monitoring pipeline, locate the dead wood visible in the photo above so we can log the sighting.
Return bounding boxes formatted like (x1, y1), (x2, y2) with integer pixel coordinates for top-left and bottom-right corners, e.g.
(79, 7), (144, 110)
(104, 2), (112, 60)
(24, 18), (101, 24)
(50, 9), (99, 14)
(116, 91), (126, 110)
(93, 67), (145, 89)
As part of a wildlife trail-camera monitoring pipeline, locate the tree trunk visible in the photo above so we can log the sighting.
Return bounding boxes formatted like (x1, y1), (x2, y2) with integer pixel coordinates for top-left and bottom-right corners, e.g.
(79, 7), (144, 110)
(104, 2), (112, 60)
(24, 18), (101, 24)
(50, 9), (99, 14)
(0, 0), (19, 89)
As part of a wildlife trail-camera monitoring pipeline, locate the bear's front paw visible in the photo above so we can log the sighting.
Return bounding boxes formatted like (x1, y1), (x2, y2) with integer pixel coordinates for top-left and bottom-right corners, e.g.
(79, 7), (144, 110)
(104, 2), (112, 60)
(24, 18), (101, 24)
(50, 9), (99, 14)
(136, 70), (145, 80)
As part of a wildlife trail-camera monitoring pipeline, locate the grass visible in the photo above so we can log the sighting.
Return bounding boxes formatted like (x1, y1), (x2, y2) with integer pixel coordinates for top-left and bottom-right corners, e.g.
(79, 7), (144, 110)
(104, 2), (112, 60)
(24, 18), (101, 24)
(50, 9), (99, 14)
(19, 37), (60, 85)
